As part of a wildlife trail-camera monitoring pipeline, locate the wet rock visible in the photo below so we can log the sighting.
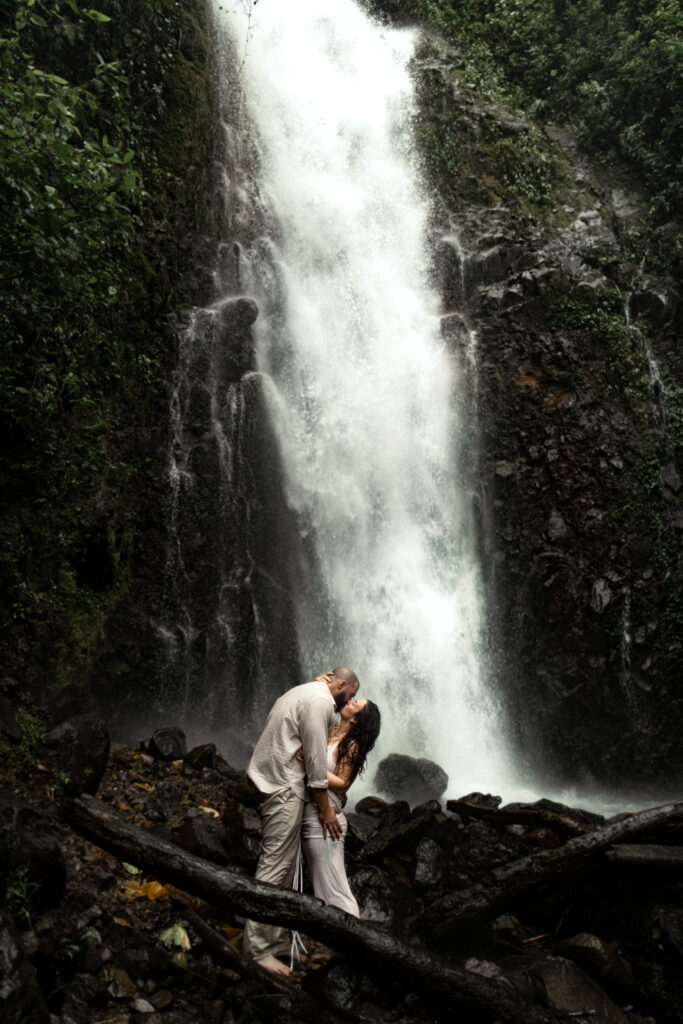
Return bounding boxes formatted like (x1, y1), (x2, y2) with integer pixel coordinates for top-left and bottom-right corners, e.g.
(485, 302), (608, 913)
(344, 811), (379, 856)
(103, 964), (137, 999)
(215, 294), (259, 330)
(547, 509), (570, 541)
(150, 989), (174, 1009)
(449, 819), (527, 881)
(523, 826), (562, 849)
(629, 286), (671, 328)
(350, 865), (422, 933)
(39, 715), (110, 795)
(11, 807), (67, 910)
(464, 957), (513, 986)
(591, 578), (613, 614)
(413, 836), (448, 893)
(221, 797), (261, 868)
(301, 957), (364, 1015)
(140, 727), (187, 762)
(131, 997), (156, 1013)
(146, 781), (182, 822)
(176, 814), (229, 866)
(361, 799), (441, 860)
(72, 971), (108, 1008)
(573, 270), (610, 303)
(531, 955), (629, 1023)
(454, 791), (502, 809)
(492, 914), (528, 947)
(556, 933), (636, 998)
(519, 798), (605, 828)
(185, 743), (218, 770)
(353, 795), (390, 818)
(477, 282), (524, 313)
(440, 311), (470, 346)
(116, 943), (166, 979)
(0, 909), (49, 1024)
(374, 753), (448, 805)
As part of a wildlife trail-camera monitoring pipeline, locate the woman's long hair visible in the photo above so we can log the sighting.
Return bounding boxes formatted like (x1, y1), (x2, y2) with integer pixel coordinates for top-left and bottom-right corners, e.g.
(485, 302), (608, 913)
(336, 701), (381, 784)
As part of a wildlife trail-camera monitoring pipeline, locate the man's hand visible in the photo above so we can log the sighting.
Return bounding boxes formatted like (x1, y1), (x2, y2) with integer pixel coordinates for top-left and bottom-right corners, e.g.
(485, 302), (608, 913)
(319, 803), (342, 841)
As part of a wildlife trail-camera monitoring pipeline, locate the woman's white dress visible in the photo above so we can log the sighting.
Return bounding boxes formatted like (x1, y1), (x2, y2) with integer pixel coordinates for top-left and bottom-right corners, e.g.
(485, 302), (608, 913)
(301, 741), (359, 916)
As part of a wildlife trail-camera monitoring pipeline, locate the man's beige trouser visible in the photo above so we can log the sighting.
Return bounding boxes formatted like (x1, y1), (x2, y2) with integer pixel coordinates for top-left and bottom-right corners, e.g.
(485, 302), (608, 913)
(242, 787), (304, 962)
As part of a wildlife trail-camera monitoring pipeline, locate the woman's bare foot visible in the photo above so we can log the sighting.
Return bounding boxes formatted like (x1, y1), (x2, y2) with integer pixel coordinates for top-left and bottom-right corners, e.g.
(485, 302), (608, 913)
(257, 955), (291, 976)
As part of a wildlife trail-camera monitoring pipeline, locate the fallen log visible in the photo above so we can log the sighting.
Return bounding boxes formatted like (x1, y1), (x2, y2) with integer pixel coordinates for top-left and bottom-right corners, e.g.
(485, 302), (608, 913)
(63, 794), (562, 1024)
(605, 844), (683, 868)
(446, 799), (590, 839)
(416, 799), (683, 943)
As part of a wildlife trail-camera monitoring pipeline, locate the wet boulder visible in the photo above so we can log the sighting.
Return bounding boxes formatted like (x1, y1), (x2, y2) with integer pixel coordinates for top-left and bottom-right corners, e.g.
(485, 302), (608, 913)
(361, 800), (442, 861)
(39, 715), (110, 795)
(353, 795), (390, 818)
(555, 933), (636, 999)
(140, 727), (187, 762)
(350, 865), (422, 935)
(526, 954), (629, 1024)
(301, 957), (364, 1016)
(373, 753), (448, 805)
(185, 743), (218, 770)
(176, 813), (229, 866)
(221, 797), (261, 868)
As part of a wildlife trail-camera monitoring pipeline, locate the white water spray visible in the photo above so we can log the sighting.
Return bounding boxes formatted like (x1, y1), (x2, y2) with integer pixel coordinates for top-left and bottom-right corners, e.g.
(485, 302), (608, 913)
(213, 0), (516, 796)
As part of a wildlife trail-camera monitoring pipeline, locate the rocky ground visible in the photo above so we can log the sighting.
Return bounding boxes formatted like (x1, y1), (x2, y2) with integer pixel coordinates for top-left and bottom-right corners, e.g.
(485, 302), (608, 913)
(3, 707), (683, 1024)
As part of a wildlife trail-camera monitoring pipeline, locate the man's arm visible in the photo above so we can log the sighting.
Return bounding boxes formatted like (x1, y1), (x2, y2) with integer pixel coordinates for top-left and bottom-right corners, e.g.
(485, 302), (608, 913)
(300, 697), (342, 841)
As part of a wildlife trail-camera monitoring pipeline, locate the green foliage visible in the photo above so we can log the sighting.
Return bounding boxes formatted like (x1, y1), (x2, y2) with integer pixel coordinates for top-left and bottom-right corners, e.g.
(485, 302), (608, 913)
(551, 290), (650, 405)
(5, 865), (41, 927)
(484, 125), (561, 210)
(0, 0), (210, 693)
(0, 700), (47, 778)
(378, 0), (683, 224)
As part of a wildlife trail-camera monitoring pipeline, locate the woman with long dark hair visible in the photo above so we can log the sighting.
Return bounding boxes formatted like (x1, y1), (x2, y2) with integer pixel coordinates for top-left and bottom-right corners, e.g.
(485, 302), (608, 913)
(301, 698), (381, 915)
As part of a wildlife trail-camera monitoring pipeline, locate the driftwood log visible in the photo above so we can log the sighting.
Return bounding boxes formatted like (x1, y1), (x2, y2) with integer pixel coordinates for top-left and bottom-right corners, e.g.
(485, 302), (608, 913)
(417, 799), (683, 942)
(605, 843), (683, 868)
(64, 794), (563, 1024)
(446, 799), (590, 839)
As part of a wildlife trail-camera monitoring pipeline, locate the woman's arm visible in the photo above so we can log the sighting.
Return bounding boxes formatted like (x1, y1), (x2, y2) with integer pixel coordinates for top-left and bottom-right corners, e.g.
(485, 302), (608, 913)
(328, 743), (358, 794)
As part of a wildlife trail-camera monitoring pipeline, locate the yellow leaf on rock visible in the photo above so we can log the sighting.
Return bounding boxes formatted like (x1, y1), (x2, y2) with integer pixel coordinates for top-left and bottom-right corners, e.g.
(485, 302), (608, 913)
(199, 805), (220, 818)
(113, 917), (133, 928)
(171, 760), (184, 767)
(133, 781), (155, 793)
(117, 799), (131, 811)
(122, 879), (172, 902)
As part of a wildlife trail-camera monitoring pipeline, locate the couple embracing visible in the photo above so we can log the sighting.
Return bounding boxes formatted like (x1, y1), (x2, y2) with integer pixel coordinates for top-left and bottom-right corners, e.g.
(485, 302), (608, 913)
(243, 667), (381, 975)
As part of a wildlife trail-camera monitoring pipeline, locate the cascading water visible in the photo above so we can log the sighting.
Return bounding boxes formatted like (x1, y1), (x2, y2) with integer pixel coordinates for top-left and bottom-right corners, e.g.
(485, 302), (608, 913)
(212, 0), (517, 796)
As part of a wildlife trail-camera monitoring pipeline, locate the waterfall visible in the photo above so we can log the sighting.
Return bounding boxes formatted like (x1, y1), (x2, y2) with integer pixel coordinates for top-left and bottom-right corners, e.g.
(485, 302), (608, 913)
(212, 0), (516, 796)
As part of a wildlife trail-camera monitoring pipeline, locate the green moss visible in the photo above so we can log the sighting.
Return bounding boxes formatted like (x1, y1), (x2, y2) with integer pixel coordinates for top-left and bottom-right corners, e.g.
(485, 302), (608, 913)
(0, 0), (213, 699)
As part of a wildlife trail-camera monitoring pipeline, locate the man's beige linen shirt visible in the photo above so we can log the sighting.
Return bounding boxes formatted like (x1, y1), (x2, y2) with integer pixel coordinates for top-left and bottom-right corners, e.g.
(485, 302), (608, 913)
(247, 680), (334, 799)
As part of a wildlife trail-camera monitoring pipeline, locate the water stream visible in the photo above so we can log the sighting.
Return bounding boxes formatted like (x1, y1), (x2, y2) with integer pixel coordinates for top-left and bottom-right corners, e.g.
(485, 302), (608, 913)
(212, 0), (517, 797)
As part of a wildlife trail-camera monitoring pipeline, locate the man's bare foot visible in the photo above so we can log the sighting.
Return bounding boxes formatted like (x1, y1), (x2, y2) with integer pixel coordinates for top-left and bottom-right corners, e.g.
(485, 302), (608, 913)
(257, 954), (291, 976)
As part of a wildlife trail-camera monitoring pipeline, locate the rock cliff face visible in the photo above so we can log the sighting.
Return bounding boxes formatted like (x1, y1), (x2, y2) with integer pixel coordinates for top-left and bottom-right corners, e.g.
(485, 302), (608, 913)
(411, 32), (683, 787)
